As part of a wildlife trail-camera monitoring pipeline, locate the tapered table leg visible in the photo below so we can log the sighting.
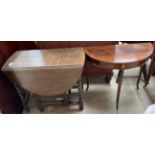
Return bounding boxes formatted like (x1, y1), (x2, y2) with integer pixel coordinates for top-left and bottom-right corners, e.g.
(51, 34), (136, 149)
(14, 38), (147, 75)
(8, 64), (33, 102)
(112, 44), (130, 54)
(142, 63), (147, 81)
(137, 65), (143, 90)
(116, 70), (121, 83)
(116, 69), (124, 110)
(144, 59), (155, 87)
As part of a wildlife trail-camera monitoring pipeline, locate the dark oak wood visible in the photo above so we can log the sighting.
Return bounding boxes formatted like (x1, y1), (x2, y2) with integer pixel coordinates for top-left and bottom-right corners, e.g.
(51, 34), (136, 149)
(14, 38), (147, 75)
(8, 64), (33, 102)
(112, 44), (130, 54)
(2, 48), (85, 97)
(85, 43), (153, 110)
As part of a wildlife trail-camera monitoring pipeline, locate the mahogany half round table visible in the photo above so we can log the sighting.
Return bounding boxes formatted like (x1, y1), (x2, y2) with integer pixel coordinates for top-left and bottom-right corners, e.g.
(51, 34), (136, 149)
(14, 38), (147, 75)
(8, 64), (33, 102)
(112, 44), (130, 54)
(85, 43), (154, 110)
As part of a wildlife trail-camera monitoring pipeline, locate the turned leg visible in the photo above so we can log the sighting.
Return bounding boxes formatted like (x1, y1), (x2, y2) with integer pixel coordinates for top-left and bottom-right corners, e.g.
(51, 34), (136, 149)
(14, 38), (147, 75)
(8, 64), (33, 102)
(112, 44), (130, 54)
(145, 59), (155, 87)
(14, 85), (30, 112)
(137, 65), (144, 90)
(23, 92), (30, 112)
(116, 69), (124, 110)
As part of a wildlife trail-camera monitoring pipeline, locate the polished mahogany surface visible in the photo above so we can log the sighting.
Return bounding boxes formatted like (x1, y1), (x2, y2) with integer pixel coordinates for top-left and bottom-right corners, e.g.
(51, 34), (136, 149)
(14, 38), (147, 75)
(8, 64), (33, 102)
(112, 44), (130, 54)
(2, 48), (85, 96)
(85, 43), (153, 69)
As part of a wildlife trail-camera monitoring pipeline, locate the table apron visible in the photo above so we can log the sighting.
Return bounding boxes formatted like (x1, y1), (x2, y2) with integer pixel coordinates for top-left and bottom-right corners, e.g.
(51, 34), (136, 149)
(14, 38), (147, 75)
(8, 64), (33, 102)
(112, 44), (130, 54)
(87, 58), (149, 70)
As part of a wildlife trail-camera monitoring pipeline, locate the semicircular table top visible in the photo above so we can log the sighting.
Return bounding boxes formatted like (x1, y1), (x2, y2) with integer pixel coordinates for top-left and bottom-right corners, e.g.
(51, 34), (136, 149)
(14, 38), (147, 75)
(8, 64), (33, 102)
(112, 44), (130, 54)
(85, 43), (154, 69)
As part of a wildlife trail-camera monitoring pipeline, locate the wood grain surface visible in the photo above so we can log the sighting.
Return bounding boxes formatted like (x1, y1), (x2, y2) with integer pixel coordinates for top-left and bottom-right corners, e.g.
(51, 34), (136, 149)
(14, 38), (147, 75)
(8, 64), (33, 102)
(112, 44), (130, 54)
(2, 48), (85, 96)
(85, 43), (153, 69)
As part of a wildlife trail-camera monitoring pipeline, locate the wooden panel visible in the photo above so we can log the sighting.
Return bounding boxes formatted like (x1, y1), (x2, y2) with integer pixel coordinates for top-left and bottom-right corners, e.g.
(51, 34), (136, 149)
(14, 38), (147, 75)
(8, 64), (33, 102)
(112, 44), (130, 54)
(36, 41), (117, 49)
(71, 41), (117, 47)
(0, 53), (5, 68)
(0, 41), (19, 60)
(36, 41), (71, 49)
(5, 68), (82, 96)
(0, 72), (23, 113)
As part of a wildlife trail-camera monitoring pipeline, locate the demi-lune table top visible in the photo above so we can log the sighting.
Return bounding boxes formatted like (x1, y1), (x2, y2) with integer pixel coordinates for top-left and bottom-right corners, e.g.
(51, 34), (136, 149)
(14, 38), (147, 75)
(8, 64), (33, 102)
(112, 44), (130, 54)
(85, 43), (153, 69)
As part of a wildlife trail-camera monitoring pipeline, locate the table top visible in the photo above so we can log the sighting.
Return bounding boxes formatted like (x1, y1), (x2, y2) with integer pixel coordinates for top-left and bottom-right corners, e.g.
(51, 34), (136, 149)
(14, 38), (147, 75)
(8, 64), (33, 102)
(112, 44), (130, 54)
(2, 47), (85, 71)
(85, 43), (154, 69)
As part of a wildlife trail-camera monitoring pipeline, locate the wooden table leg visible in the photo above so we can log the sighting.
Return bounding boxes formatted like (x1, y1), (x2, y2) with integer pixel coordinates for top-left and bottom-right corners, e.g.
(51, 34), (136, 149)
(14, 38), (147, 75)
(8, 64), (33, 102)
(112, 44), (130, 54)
(142, 63), (147, 81)
(116, 70), (121, 83)
(23, 92), (30, 112)
(85, 75), (89, 92)
(14, 85), (30, 112)
(64, 92), (69, 105)
(137, 65), (143, 90)
(83, 64), (89, 92)
(78, 80), (84, 110)
(145, 59), (155, 87)
(116, 69), (124, 110)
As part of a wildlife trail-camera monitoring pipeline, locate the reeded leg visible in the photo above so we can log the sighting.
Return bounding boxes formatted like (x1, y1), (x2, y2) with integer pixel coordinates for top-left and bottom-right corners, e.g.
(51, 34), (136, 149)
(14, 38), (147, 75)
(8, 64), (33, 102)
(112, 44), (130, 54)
(116, 69), (124, 110)
(144, 59), (155, 87)
(137, 65), (143, 90)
